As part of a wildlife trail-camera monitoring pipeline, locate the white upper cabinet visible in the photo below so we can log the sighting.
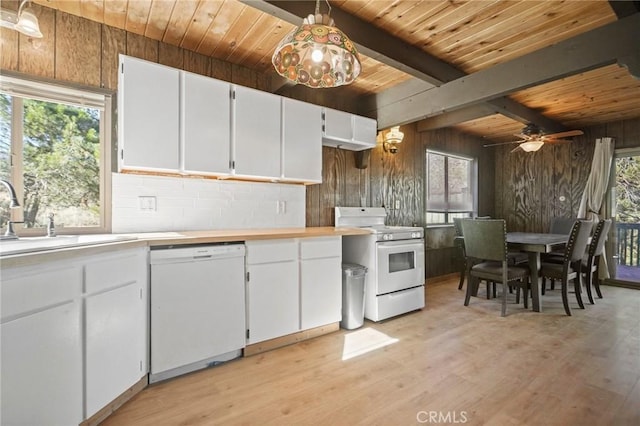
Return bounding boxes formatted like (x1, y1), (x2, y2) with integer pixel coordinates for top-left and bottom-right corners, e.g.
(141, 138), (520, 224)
(233, 85), (282, 179)
(353, 115), (378, 147)
(323, 108), (353, 142)
(322, 107), (377, 151)
(117, 55), (323, 183)
(118, 55), (180, 172)
(282, 98), (322, 183)
(182, 71), (232, 175)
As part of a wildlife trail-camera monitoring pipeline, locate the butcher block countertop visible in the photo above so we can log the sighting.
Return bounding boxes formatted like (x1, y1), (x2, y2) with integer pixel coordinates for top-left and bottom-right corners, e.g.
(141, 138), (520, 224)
(137, 226), (371, 246)
(1, 227), (370, 268)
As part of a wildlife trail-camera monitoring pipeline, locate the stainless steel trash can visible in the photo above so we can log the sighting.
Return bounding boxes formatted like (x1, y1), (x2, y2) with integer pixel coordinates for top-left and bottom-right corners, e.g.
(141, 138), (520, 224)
(341, 263), (368, 330)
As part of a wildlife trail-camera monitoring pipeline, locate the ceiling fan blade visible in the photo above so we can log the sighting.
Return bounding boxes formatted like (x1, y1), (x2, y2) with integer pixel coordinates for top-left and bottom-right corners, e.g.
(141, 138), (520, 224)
(543, 139), (572, 144)
(544, 130), (584, 138)
(510, 145), (523, 153)
(483, 140), (522, 147)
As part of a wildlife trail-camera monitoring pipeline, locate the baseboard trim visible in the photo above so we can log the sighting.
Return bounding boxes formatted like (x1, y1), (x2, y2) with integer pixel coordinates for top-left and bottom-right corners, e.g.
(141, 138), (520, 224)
(244, 322), (340, 357)
(81, 375), (148, 426)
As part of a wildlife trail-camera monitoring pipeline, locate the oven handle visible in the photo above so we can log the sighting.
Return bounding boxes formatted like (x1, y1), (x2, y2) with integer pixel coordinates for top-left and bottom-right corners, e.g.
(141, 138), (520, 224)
(376, 240), (425, 251)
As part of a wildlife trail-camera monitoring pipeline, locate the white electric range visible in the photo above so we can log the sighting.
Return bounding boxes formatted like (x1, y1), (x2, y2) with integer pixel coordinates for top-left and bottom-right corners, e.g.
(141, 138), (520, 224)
(335, 207), (425, 321)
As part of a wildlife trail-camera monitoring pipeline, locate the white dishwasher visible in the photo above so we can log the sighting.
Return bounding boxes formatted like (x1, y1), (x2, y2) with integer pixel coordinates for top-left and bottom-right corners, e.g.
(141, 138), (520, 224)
(149, 243), (246, 383)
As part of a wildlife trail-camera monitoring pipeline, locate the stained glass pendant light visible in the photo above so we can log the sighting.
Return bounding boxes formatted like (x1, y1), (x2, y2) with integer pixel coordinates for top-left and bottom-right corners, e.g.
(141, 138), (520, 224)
(272, 0), (361, 88)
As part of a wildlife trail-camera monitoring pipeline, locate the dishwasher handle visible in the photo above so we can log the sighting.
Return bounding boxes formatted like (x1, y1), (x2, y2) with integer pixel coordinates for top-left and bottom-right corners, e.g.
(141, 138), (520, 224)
(150, 244), (245, 264)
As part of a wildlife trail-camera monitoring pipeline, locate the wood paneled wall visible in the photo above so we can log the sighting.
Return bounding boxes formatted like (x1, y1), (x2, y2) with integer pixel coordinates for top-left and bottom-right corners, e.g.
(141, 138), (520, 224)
(495, 117), (640, 233)
(306, 122), (494, 278)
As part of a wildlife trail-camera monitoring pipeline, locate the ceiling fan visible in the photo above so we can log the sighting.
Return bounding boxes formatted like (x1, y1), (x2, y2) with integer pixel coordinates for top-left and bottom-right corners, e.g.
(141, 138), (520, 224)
(483, 123), (584, 153)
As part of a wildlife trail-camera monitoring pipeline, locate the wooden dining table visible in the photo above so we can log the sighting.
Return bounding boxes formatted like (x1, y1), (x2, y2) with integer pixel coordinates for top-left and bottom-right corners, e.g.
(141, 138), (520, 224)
(507, 232), (569, 312)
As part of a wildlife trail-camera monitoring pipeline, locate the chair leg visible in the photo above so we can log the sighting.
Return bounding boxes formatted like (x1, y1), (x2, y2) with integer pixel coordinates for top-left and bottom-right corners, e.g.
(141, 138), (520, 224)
(523, 279), (529, 309)
(584, 270), (595, 305)
(464, 275), (475, 306)
(516, 286), (521, 304)
(501, 282), (508, 317)
(574, 275), (585, 310)
(541, 277), (546, 295)
(458, 269), (465, 290)
(492, 282), (497, 298)
(561, 279), (572, 316)
(594, 275), (603, 299)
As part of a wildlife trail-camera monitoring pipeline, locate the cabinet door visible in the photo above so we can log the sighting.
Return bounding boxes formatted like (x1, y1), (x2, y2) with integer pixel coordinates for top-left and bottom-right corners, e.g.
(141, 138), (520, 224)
(118, 55), (180, 171)
(323, 108), (352, 142)
(246, 239), (299, 344)
(84, 247), (148, 418)
(247, 261), (299, 343)
(300, 237), (342, 330)
(282, 98), (322, 183)
(85, 283), (145, 418)
(352, 115), (377, 146)
(233, 85), (281, 178)
(182, 72), (232, 175)
(1, 302), (83, 426)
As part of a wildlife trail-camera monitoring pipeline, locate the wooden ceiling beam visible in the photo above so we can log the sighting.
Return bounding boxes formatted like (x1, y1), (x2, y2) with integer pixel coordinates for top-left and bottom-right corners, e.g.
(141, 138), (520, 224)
(608, 0), (640, 18)
(378, 13), (640, 129)
(242, 0), (567, 132)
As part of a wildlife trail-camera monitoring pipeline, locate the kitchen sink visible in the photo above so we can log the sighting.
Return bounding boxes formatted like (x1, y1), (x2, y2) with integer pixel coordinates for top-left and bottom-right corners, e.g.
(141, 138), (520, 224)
(0, 234), (138, 257)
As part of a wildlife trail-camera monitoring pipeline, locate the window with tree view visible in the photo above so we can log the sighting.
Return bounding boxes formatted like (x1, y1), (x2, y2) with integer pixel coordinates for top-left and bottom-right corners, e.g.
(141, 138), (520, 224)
(0, 76), (110, 234)
(425, 150), (476, 225)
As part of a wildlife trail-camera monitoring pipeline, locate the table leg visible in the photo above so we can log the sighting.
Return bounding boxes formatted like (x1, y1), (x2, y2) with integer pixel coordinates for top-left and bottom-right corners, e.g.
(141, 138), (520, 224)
(528, 252), (542, 312)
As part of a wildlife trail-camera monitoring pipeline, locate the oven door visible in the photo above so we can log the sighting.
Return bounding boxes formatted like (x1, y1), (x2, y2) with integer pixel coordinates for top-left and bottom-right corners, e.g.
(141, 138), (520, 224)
(375, 239), (425, 294)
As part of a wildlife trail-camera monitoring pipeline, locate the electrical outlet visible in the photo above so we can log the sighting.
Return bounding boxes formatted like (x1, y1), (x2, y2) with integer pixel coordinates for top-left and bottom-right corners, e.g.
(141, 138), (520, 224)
(276, 200), (287, 214)
(139, 196), (157, 211)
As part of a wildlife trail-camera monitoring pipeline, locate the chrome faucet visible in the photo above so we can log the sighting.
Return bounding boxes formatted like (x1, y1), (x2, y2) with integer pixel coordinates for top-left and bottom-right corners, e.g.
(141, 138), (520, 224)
(1, 179), (22, 240)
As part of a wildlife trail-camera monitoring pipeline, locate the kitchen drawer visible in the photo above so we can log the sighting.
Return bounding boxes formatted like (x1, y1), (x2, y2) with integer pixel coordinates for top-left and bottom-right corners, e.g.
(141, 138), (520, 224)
(85, 248), (146, 294)
(246, 239), (297, 264)
(373, 286), (425, 322)
(300, 236), (341, 260)
(1, 265), (82, 321)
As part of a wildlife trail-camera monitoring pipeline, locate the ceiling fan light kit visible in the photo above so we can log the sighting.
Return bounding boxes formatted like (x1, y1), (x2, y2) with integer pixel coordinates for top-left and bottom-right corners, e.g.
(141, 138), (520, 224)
(519, 140), (545, 152)
(484, 123), (584, 153)
(271, 0), (361, 88)
(0, 0), (43, 38)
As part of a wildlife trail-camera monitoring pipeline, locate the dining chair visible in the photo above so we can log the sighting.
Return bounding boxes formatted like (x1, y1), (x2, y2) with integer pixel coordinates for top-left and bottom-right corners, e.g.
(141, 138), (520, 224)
(455, 217), (496, 298)
(453, 218), (466, 290)
(539, 220), (594, 316)
(460, 219), (530, 317)
(581, 219), (612, 304)
(550, 217), (577, 234)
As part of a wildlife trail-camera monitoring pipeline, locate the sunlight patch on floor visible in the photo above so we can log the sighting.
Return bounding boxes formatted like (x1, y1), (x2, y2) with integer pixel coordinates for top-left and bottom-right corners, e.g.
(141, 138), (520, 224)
(341, 327), (399, 360)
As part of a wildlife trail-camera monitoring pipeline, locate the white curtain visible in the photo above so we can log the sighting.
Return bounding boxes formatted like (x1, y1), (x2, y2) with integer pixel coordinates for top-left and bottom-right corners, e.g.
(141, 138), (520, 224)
(578, 137), (614, 278)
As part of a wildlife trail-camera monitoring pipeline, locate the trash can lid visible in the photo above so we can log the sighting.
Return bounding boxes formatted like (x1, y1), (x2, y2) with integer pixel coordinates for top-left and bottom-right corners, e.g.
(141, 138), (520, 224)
(342, 263), (367, 276)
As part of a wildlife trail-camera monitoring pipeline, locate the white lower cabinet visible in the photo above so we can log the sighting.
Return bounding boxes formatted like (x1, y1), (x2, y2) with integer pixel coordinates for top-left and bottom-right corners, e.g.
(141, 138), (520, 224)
(245, 239), (299, 344)
(0, 246), (148, 424)
(300, 237), (342, 330)
(245, 236), (342, 345)
(84, 248), (148, 418)
(1, 299), (83, 426)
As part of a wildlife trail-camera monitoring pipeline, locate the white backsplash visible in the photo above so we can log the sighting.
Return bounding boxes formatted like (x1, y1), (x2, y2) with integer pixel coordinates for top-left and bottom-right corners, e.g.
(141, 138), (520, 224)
(111, 173), (305, 233)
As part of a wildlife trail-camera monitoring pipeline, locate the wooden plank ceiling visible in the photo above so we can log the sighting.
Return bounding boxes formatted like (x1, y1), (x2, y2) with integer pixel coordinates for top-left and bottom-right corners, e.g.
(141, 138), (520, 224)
(27, 0), (640, 143)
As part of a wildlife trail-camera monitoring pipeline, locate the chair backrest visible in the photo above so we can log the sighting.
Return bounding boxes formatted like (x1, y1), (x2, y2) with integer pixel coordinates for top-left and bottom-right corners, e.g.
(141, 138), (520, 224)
(589, 219), (612, 257)
(460, 219), (507, 262)
(453, 217), (464, 237)
(550, 217), (576, 234)
(565, 220), (594, 263)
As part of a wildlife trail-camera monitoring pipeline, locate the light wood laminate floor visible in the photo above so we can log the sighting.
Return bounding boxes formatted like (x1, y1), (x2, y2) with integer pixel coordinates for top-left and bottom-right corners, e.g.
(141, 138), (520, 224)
(103, 277), (640, 425)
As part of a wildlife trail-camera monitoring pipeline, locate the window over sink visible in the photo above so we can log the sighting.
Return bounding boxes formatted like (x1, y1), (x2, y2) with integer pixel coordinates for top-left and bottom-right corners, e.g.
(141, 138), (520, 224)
(0, 75), (111, 234)
(425, 150), (477, 225)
